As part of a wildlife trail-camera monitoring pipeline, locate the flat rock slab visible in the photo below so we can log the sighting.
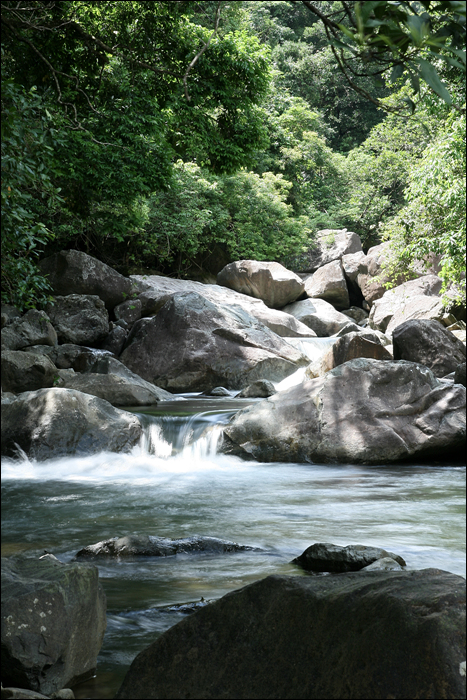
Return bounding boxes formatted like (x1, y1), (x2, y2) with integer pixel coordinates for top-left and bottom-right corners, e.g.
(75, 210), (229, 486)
(115, 569), (466, 699)
(1, 555), (106, 696)
(75, 535), (260, 558)
(292, 543), (406, 572)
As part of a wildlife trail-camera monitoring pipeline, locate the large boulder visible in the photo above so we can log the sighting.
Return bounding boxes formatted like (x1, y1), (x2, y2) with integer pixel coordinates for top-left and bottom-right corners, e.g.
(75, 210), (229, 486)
(46, 295), (109, 346)
(369, 275), (445, 334)
(115, 569), (466, 700)
(56, 369), (171, 406)
(282, 298), (355, 336)
(120, 292), (308, 392)
(1, 555), (106, 696)
(292, 543), (406, 572)
(392, 319), (466, 378)
(1, 388), (143, 460)
(1, 310), (57, 351)
(75, 535), (259, 559)
(38, 249), (135, 310)
(222, 358), (466, 464)
(77, 355), (172, 400)
(356, 241), (416, 308)
(132, 275), (314, 338)
(303, 259), (350, 309)
(217, 260), (305, 309)
(1, 351), (58, 393)
(299, 229), (363, 273)
(305, 332), (392, 379)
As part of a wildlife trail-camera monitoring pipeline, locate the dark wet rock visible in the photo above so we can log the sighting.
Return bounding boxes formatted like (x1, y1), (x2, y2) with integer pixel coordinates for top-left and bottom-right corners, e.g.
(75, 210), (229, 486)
(292, 543), (406, 572)
(305, 332), (392, 379)
(1, 388), (142, 460)
(99, 324), (128, 356)
(340, 305), (368, 325)
(222, 358), (466, 464)
(392, 319), (466, 378)
(455, 362), (466, 387)
(362, 557), (403, 571)
(237, 380), (276, 398)
(23, 344), (114, 371)
(46, 295), (109, 346)
(75, 535), (260, 559)
(1, 304), (21, 329)
(1, 310), (57, 351)
(120, 292), (308, 392)
(38, 249), (135, 310)
(1, 555), (106, 697)
(115, 568), (466, 700)
(217, 260), (305, 309)
(113, 298), (142, 326)
(1, 351), (58, 393)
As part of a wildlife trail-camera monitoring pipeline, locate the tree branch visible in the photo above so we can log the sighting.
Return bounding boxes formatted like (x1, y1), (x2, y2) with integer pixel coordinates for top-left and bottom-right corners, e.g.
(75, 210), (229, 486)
(183, 1), (222, 101)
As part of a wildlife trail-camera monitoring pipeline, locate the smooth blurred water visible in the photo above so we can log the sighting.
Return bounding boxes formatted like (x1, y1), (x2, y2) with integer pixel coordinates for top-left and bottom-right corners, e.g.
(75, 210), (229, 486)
(1, 396), (465, 699)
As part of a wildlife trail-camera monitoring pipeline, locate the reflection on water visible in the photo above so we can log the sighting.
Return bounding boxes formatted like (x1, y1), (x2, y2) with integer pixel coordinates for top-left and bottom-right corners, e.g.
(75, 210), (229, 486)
(1, 396), (465, 699)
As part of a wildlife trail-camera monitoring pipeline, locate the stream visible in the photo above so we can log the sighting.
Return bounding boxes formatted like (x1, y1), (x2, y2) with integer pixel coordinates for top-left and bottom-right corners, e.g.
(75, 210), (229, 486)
(1, 365), (466, 699)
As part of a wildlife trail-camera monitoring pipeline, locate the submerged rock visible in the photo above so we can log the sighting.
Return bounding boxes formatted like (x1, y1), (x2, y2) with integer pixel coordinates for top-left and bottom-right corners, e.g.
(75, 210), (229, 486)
(1, 555), (106, 696)
(115, 569), (466, 700)
(292, 542), (406, 572)
(75, 535), (260, 558)
(222, 358), (466, 464)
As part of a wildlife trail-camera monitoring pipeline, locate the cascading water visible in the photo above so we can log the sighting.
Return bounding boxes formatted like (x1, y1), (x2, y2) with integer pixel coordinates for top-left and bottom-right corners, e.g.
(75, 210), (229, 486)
(1, 389), (465, 700)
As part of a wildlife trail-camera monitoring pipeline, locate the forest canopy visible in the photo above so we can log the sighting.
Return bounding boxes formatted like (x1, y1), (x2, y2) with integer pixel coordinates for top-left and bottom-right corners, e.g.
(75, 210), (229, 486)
(1, 0), (466, 309)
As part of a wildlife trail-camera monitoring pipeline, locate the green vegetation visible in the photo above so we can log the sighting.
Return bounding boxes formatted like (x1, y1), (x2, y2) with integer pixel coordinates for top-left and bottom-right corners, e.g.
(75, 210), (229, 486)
(1, 1), (465, 309)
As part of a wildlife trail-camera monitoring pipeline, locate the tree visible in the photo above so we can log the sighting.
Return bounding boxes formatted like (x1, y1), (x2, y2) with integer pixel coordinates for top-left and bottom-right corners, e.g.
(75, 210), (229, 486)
(297, 0), (466, 112)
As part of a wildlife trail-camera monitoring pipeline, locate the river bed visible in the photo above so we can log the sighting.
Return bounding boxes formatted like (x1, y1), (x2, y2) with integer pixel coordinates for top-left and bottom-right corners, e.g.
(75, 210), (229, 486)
(1, 395), (465, 699)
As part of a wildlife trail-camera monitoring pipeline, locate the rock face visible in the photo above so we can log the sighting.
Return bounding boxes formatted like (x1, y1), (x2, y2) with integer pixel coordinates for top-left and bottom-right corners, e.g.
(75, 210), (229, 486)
(292, 543), (406, 572)
(75, 535), (259, 559)
(392, 319), (466, 378)
(217, 260), (305, 309)
(282, 298), (353, 336)
(369, 275), (444, 334)
(120, 292), (308, 392)
(46, 295), (109, 346)
(1, 555), (106, 696)
(115, 569), (466, 700)
(303, 259), (350, 309)
(1, 351), (58, 393)
(1, 310), (57, 350)
(305, 332), (392, 378)
(222, 358), (466, 464)
(133, 274), (314, 338)
(1, 388), (143, 460)
(300, 229), (362, 272)
(38, 249), (135, 310)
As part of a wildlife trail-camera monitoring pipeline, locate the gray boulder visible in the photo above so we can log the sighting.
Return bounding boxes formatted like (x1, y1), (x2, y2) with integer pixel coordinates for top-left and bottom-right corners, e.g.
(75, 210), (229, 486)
(133, 275), (314, 338)
(363, 557), (403, 571)
(222, 358), (466, 464)
(115, 569), (466, 700)
(292, 542), (406, 572)
(455, 362), (466, 387)
(217, 260), (305, 309)
(300, 229), (363, 272)
(1, 310), (57, 351)
(305, 332), (392, 379)
(356, 241), (416, 307)
(369, 275), (445, 334)
(1, 555), (106, 696)
(392, 319), (466, 378)
(237, 379), (276, 398)
(38, 249), (135, 310)
(1, 351), (58, 393)
(1, 304), (21, 328)
(75, 535), (259, 559)
(99, 323), (129, 355)
(282, 298), (356, 336)
(55, 372), (170, 406)
(113, 298), (142, 326)
(120, 292), (308, 392)
(341, 304), (368, 325)
(46, 295), (109, 346)
(303, 259), (350, 309)
(1, 388), (143, 460)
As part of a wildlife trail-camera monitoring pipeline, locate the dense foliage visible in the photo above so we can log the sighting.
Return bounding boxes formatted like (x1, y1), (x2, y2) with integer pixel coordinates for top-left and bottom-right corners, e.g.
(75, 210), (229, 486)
(1, 1), (465, 309)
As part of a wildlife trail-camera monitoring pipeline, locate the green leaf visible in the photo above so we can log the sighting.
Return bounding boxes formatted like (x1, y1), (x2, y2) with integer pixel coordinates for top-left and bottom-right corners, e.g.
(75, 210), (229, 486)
(417, 58), (452, 103)
(389, 63), (404, 83)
